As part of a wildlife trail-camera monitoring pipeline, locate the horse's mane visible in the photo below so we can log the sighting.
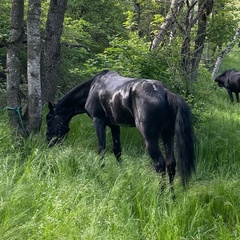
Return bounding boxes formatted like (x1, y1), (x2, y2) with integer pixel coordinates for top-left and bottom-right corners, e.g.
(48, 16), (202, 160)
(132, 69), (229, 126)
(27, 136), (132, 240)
(57, 70), (110, 105)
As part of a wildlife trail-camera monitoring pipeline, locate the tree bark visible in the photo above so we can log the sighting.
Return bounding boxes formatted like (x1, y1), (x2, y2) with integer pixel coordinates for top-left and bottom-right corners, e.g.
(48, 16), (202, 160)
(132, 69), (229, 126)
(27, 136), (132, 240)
(42, 0), (68, 104)
(132, 0), (142, 37)
(180, 0), (197, 88)
(150, 0), (184, 50)
(26, 0), (42, 133)
(191, 0), (213, 80)
(181, 0), (213, 82)
(6, 0), (25, 138)
(212, 27), (240, 79)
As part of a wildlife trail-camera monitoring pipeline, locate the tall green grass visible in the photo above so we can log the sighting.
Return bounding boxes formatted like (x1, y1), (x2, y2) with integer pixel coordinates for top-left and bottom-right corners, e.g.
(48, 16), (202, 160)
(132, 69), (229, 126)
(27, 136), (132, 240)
(1, 77), (240, 239)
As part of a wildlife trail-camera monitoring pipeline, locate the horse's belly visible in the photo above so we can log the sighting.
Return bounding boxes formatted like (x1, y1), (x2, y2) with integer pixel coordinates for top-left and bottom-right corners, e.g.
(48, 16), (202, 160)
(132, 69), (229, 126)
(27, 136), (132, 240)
(108, 108), (135, 126)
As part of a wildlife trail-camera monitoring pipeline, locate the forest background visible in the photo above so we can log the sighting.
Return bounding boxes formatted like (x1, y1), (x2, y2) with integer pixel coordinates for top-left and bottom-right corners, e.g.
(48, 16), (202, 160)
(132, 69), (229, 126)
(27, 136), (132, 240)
(1, 0), (240, 239)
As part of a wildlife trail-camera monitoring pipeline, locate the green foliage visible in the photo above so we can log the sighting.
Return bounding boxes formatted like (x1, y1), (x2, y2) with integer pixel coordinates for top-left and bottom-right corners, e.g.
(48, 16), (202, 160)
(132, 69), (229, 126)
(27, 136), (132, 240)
(57, 0), (130, 90)
(150, 14), (165, 34)
(82, 34), (185, 94)
(123, 0), (165, 40)
(83, 33), (150, 77)
(0, 0), (11, 44)
(65, 0), (128, 52)
(188, 65), (215, 125)
(219, 45), (240, 72)
(207, 0), (240, 46)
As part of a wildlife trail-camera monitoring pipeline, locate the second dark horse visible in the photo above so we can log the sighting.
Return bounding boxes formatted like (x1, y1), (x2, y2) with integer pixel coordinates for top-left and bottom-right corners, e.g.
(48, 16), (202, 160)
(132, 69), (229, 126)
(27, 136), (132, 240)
(46, 70), (195, 192)
(215, 69), (240, 102)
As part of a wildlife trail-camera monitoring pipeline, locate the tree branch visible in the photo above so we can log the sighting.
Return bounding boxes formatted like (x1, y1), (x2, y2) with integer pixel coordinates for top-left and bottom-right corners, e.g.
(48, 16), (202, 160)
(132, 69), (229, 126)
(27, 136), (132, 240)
(150, 0), (185, 50)
(212, 27), (240, 79)
(61, 42), (90, 51)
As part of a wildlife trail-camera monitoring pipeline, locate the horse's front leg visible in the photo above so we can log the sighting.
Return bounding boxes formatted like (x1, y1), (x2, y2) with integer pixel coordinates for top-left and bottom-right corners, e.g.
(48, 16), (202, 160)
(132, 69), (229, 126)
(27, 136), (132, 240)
(93, 118), (107, 161)
(235, 92), (239, 102)
(109, 124), (122, 162)
(227, 89), (234, 102)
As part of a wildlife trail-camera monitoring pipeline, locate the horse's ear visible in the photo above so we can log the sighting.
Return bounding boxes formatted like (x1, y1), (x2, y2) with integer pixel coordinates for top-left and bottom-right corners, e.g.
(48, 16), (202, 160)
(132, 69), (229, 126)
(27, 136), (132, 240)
(48, 102), (54, 112)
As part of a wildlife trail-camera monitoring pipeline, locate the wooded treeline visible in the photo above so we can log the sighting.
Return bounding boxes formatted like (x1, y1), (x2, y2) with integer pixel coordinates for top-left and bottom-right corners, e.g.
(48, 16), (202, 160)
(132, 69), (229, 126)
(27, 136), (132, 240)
(0, 0), (239, 139)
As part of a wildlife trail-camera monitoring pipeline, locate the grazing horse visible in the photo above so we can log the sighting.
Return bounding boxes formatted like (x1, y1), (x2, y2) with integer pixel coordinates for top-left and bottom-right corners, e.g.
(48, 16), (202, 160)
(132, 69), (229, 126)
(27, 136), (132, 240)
(46, 70), (195, 190)
(215, 69), (240, 102)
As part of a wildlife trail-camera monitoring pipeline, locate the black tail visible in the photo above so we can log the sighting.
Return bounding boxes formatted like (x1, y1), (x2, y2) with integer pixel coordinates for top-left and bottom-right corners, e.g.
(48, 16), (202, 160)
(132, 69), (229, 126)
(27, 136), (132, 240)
(167, 92), (195, 187)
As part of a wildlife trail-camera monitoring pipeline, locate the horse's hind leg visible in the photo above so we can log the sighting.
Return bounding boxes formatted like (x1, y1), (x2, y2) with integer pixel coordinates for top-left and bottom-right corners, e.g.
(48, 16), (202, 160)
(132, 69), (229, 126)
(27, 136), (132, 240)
(144, 138), (166, 188)
(109, 124), (122, 162)
(162, 131), (176, 197)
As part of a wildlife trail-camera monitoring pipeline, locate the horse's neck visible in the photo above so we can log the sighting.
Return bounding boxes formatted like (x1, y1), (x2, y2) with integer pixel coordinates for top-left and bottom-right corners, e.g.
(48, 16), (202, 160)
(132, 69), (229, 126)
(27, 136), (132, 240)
(58, 79), (93, 122)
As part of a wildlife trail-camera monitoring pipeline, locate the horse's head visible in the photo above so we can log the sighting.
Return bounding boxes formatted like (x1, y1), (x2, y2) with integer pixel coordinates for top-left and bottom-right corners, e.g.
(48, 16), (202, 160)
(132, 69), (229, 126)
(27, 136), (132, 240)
(215, 74), (225, 88)
(215, 69), (238, 88)
(46, 102), (70, 147)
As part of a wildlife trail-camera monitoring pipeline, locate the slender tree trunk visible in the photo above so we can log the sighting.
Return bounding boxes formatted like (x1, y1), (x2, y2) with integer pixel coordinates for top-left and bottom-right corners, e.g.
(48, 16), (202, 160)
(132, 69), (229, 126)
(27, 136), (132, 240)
(212, 27), (240, 79)
(180, 0), (196, 93)
(150, 0), (184, 50)
(42, 0), (68, 104)
(6, 0), (25, 138)
(191, 0), (213, 80)
(132, 0), (142, 38)
(26, 0), (42, 133)
(180, 0), (213, 83)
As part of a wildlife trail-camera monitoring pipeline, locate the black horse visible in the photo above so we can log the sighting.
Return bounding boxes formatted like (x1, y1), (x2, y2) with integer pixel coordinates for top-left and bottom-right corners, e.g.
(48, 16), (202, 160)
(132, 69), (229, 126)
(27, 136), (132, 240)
(46, 70), (195, 190)
(215, 69), (240, 102)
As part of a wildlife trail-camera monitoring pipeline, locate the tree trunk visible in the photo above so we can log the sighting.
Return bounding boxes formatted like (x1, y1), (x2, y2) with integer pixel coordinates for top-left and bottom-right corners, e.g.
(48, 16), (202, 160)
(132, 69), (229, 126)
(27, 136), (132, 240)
(191, 0), (213, 80)
(132, 0), (142, 38)
(26, 0), (42, 133)
(42, 0), (68, 104)
(212, 27), (240, 79)
(150, 0), (184, 50)
(180, 0), (196, 92)
(180, 0), (213, 82)
(6, 0), (25, 138)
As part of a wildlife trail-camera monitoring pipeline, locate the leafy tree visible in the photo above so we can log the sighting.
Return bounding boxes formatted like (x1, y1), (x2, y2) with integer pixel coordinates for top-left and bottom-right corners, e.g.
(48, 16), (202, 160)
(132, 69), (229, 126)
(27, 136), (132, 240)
(65, 0), (128, 52)
(212, 28), (240, 79)
(150, 0), (184, 49)
(205, 0), (240, 71)
(0, 1), (11, 48)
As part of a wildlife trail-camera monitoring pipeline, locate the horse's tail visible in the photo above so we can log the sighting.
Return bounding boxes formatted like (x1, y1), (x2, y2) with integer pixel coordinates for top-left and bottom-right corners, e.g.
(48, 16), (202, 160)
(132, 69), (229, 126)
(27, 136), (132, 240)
(167, 92), (195, 187)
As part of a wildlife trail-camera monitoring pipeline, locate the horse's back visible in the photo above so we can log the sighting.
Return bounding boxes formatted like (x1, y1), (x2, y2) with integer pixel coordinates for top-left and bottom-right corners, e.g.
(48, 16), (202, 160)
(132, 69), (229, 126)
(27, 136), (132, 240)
(85, 72), (136, 125)
(85, 71), (171, 129)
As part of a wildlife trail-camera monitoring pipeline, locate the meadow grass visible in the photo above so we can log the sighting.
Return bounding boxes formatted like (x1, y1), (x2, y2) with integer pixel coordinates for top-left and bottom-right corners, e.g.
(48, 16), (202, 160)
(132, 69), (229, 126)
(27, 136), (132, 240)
(1, 81), (240, 239)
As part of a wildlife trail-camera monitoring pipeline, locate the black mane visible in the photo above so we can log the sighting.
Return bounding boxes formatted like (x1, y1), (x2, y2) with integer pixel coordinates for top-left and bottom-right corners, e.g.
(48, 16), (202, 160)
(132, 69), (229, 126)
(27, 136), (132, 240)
(57, 70), (110, 108)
